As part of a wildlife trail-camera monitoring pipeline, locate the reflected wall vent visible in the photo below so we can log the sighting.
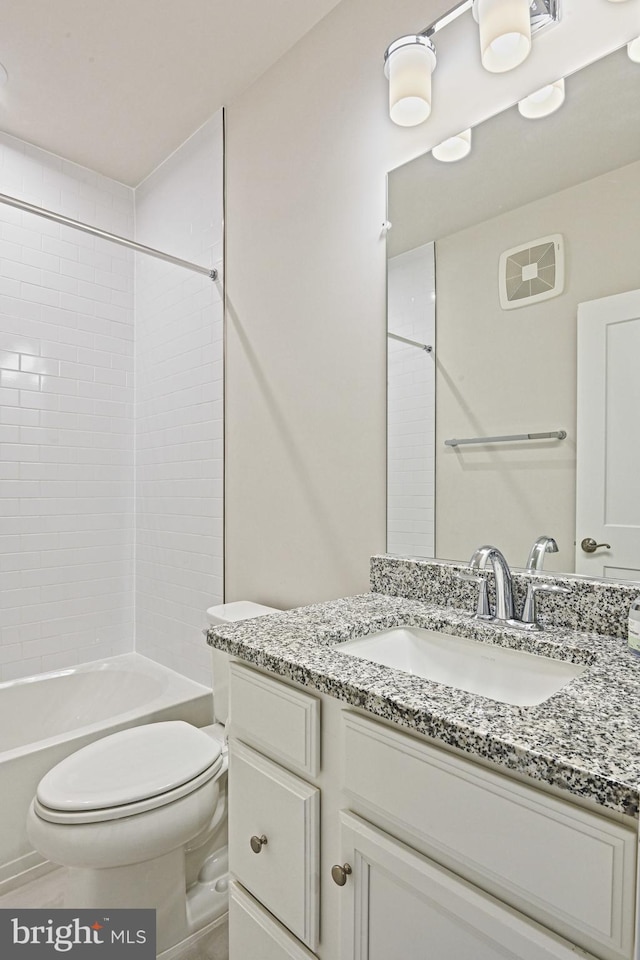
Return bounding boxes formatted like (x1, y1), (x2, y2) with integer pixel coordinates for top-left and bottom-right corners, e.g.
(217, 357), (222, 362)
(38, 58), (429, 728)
(499, 234), (564, 309)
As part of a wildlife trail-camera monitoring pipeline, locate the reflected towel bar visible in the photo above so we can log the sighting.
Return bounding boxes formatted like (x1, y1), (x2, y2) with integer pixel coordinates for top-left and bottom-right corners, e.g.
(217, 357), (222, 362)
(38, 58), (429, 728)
(388, 332), (433, 353)
(445, 430), (567, 447)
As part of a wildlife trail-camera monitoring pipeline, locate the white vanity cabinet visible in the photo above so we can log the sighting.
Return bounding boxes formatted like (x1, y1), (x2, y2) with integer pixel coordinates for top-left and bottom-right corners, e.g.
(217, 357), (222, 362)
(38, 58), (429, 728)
(229, 881), (318, 960)
(340, 712), (637, 960)
(227, 662), (322, 958)
(226, 661), (639, 960)
(337, 811), (588, 960)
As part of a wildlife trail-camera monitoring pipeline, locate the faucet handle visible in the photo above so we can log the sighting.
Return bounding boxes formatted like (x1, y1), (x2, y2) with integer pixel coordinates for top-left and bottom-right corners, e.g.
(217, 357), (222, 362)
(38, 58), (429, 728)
(522, 583), (570, 627)
(455, 571), (492, 619)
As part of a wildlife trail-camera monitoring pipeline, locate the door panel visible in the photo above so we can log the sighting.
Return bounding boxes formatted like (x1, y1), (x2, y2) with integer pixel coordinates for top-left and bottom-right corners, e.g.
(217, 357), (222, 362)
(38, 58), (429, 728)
(576, 289), (640, 577)
(338, 811), (593, 960)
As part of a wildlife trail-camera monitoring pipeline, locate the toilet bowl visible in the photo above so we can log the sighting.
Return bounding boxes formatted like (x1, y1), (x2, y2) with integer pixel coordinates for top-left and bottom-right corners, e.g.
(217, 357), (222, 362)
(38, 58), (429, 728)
(27, 721), (227, 953)
(27, 601), (280, 955)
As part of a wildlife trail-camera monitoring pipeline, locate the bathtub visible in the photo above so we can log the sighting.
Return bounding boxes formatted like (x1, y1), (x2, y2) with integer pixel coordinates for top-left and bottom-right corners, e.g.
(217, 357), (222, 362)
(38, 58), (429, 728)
(0, 653), (213, 891)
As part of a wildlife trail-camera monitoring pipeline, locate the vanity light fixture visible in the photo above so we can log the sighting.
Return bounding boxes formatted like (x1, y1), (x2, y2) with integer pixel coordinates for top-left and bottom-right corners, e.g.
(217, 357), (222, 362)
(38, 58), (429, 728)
(384, 35), (437, 126)
(518, 78), (565, 118)
(432, 128), (472, 161)
(384, 0), (560, 127)
(472, 0), (531, 73)
(628, 37), (640, 62)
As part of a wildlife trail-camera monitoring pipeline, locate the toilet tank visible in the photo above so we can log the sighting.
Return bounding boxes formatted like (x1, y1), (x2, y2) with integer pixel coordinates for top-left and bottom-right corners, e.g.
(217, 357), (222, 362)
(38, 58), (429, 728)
(206, 602), (280, 724)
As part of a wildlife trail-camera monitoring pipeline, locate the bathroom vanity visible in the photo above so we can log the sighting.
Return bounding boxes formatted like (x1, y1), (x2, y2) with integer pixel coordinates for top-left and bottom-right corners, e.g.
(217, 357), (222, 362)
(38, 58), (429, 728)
(208, 556), (640, 960)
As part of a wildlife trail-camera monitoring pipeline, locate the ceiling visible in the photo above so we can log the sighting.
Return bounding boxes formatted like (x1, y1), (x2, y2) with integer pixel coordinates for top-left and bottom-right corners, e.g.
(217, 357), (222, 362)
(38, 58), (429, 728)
(0, 0), (344, 186)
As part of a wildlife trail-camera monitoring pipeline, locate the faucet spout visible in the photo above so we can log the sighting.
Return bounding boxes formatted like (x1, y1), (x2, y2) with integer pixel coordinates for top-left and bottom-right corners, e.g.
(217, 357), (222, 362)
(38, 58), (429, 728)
(469, 544), (516, 623)
(526, 536), (559, 571)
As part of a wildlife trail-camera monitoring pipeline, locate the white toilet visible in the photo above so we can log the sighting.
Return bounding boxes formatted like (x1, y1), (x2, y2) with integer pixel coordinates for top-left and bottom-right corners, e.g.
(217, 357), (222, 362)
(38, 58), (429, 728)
(27, 601), (279, 955)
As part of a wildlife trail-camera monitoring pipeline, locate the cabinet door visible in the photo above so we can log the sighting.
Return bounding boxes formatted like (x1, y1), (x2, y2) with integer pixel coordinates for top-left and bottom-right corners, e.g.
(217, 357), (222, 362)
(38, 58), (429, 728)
(337, 812), (586, 960)
(230, 881), (318, 960)
(229, 739), (320, 951)
(343, 711), (636, 960)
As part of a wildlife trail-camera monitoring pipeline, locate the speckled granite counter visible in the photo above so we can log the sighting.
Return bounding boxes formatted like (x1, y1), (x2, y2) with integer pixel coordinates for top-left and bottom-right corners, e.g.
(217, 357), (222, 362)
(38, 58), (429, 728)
(207, 580), (640, 819)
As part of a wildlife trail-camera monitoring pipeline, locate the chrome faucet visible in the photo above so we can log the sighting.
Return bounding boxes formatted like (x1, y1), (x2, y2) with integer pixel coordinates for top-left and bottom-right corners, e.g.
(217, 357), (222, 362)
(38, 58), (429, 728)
(526, 536), (558, 571)
(469, 545), (517, 624)
(466, 542), (570, 630)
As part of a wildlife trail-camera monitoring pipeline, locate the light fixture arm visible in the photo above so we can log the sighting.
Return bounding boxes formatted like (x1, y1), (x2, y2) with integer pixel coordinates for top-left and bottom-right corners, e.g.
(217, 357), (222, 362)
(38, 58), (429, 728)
(420, 0), (474, 38)
(413, 0), (560, 41)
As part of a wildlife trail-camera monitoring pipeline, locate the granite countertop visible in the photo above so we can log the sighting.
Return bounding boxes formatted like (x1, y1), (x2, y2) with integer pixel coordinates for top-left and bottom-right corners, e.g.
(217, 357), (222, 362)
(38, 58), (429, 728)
(206, 592), (640, 818)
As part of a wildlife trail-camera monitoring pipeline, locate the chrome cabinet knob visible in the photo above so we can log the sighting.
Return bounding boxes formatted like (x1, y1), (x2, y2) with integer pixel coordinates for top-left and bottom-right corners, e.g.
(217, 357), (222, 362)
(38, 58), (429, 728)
(250, 834), (268, 854)
(331, 863), (352, 886)
(580, 537), (611, 554)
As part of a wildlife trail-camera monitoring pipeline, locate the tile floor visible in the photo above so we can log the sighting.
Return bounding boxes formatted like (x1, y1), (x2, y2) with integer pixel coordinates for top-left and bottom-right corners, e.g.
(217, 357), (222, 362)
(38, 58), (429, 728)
(0, 867), (229, 960)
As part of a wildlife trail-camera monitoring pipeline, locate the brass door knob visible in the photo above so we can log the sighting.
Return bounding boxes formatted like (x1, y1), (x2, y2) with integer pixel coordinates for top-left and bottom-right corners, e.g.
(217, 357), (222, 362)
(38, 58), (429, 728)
(580, 537), (611, 554)
(331, 863), (352, 886)
(250, 834), (268, 854)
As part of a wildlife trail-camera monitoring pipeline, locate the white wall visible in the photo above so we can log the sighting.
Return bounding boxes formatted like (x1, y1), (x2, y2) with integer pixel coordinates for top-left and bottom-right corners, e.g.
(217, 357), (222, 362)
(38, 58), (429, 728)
(0, 134), (135, 680)
(387, 245), (435, 559)
(224, 0), (640, 607)
(134, 114), (224, 684)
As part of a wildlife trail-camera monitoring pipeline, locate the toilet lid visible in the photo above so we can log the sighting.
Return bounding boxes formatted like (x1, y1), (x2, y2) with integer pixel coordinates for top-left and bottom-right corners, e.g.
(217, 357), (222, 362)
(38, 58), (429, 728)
(36, 721), (222, 813)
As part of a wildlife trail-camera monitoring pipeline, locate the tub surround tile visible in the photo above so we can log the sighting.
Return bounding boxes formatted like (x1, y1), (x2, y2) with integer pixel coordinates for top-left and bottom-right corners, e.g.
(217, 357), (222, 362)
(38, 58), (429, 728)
(207, 560), (640, 818)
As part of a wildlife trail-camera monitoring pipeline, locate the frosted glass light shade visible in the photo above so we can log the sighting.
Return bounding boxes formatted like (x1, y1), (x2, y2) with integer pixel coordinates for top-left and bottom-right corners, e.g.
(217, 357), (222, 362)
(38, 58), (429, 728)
(474, 0), (531, 73)
(432, 129), (472, 162)
(384, 36), (437, 127)
(518, 78), (565, 118)
(628, 37), (640, 62)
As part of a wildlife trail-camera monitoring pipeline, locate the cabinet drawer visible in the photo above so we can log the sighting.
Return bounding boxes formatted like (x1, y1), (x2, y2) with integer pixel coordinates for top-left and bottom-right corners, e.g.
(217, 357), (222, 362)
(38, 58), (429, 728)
(229, 881), (317, 960)
(229, 739), (319, 951)
(343, 712), (637, 960)
(229, 662), (320, 777)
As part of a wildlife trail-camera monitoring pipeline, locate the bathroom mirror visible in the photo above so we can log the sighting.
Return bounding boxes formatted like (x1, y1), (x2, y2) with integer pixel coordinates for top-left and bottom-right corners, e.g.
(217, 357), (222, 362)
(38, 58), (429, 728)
(386, 43), (640, 579)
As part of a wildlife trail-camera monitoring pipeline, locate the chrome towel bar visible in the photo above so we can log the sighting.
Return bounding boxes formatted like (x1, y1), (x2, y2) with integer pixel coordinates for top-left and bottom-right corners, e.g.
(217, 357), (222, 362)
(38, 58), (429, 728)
(445, 430), (567, 447)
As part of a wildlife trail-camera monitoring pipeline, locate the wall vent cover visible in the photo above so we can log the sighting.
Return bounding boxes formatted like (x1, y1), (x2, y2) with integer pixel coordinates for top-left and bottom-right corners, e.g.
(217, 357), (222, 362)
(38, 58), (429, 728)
(499, 234), (564, 310)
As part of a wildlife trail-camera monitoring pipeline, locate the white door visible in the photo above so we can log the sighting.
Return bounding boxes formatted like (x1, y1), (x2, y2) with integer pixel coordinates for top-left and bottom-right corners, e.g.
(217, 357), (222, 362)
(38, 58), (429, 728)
(337, 811), (583, 960)
(576, 289), (640, 578)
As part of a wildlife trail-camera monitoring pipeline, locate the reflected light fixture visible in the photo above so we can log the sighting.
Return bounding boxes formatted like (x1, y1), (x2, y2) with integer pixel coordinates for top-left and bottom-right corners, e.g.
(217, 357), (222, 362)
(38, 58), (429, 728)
(518, 78), (565, 118)
(472, 0), (531, 73)
(432, 128), (472, 161)
(384, 36), (436, 127)
(628, 37), (640, 62)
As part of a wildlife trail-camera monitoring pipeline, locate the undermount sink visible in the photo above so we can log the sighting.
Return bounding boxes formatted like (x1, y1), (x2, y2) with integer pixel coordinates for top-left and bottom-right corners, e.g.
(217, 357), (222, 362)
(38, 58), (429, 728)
(335, 626), (587, 707)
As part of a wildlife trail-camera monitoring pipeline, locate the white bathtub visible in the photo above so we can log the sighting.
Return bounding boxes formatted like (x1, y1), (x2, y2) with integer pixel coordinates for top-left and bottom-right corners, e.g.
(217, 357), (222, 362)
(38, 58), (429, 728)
(0, 653), (213, 891)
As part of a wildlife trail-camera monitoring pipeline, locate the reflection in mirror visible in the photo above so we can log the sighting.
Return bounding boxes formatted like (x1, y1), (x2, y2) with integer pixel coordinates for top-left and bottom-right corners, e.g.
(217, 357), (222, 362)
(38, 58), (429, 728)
(386, 44), (640, 580)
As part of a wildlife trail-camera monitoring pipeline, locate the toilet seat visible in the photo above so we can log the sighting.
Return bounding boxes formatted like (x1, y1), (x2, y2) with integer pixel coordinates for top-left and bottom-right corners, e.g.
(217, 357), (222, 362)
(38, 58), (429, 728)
(35, 721), (223, 825)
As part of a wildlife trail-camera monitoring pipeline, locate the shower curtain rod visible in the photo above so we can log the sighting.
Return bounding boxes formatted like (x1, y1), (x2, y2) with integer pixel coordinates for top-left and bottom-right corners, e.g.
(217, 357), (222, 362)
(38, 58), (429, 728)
(0, 191), (218, 281)
(388, 332), (433, 353)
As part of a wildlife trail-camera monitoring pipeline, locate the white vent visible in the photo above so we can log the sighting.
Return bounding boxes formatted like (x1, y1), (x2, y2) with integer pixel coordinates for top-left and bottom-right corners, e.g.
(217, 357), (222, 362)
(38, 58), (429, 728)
(499, 234), (564, 310)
